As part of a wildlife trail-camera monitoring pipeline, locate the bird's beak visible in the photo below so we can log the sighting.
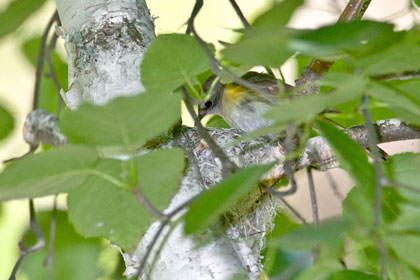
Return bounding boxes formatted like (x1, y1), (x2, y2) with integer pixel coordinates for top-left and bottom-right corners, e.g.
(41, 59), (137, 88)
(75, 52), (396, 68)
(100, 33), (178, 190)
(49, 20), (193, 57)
(198, 107), (206, 120)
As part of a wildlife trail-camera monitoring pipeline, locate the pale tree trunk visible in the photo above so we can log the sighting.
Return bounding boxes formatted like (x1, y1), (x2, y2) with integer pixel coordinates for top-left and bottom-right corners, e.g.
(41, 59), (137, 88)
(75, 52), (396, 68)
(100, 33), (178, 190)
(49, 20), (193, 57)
(53, 1), (420, 279)
(54, 0), (273, 279)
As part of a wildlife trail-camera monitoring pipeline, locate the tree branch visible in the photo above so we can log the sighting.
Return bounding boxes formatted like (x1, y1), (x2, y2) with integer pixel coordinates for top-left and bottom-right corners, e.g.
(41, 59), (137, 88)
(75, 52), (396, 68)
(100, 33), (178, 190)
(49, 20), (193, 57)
(295, 0), (372, 94)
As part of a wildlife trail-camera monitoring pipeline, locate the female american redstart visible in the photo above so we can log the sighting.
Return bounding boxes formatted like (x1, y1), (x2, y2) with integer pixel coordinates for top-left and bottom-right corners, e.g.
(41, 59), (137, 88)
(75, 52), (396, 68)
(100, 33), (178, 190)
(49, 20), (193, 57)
(199, 72), (293, 133)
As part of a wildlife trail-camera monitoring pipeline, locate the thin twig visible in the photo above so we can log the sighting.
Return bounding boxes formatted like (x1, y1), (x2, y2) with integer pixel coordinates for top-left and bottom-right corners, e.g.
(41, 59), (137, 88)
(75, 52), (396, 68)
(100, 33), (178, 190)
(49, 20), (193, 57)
(9, 200), (46, 280)
(46, 31), (61, 94)
(306, 168), (318, 227)
(376, 236), (388, 280)
(186, 0), (203, 35)
(371, 71), (420, 81)
(385, 179), (420, 194)
(133, 187), (166, 219)
(146, 220), (179, 277)
(33, 10), (59, 110)
(44, 13), (64, 118)
(7, 10), (57, 274)
(43, 196), (57, 280)
(228, 0), (250, 29)
(295, 0), (372, 93)
(277, 124), (299, 196)
(360, 95), (387, 279)
(186, 0), (271, 97)
(266, 188), (307, 225)
(136, 194), (201, 278)
(182, 86), (238, 177)
(360, 96), (384, 228)
(137, 218), (170, 279)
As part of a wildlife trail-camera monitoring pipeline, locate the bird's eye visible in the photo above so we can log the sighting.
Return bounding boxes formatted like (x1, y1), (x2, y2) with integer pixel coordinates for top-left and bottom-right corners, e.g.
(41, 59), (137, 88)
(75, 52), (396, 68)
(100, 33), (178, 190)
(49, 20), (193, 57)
(204, 100), (213, 108)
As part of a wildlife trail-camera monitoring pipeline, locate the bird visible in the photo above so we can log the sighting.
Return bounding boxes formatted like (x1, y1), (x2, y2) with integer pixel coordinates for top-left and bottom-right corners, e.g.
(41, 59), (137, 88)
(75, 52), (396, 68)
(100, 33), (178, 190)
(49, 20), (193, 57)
(199, 72), (293, 133)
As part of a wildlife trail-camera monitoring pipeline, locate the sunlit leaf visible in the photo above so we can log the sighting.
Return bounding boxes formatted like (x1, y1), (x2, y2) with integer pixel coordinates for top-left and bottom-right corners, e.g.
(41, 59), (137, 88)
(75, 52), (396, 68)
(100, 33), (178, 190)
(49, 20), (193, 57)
(60, 92), (181, 147)
(386, 234), (420, 270)
(290, 21), (398, 59)
(68, 158), (153, 250)
(184, 163), (274, 234)
(221, 27), (294, 67)
(354, 42), (420, 76)
(366, 82), (420, 125)
(0, 145), (97, 201)
(265, 74), (367, 126)
(136, 148), (185, 211)
(141, 34), (210, 93)
(269, 218), (351, 251)
(387, 79), (420, 105)
(205, 115), (230, 129)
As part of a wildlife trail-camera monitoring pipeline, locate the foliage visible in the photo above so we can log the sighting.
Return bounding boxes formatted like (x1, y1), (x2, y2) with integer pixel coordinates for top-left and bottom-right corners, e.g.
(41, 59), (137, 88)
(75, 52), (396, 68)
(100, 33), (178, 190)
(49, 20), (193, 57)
(1, 0), (420, 279)
(0, 104), (14, 142)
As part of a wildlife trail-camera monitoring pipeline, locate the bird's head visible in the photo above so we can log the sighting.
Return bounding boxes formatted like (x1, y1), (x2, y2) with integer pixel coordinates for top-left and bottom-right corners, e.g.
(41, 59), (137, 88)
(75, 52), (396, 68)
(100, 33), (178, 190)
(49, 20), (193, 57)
(198, 75), (224, 119)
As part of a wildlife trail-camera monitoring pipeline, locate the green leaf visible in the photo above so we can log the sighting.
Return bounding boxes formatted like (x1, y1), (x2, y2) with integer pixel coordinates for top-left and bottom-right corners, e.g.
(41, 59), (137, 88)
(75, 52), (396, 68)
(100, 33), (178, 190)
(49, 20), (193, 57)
(0, 145), (97, 201)
(387, 79), (420, 105)
(354, 42), (420, 76)
(270, 211), (300, 237)
(252, 0), (304, 27)
(326, 270), (381, 280)
(290, 21), (398, 59)
(60, 92), (181, 147)
(316, 119), (374, 191)
(416, 0), (420, 7)
(386, 234), (420, 270)
(263, 212), (306, 277)
(21, 36), (68, 112)
(141, 34), (210, 93)
(184, 163), (274, 234)
(342, 185), (373, 225)
(270, 218), (351, 251)
(221, 27), (294, 67)
(68, 158), (153, 250)
(205, 115), (230, 129)
(20, 211), (105, 280)
(296, 257), (342, 280)
(0, 0), (47, 39)
(381, 187), (405, 224)
(0, 104), (14, 141)
(343, 185), (404, 225)
(366, 82), (420, 125)
(265, 74), (367, 125)
(136, 148), (185, 211)
(384, 153), (420, 199)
